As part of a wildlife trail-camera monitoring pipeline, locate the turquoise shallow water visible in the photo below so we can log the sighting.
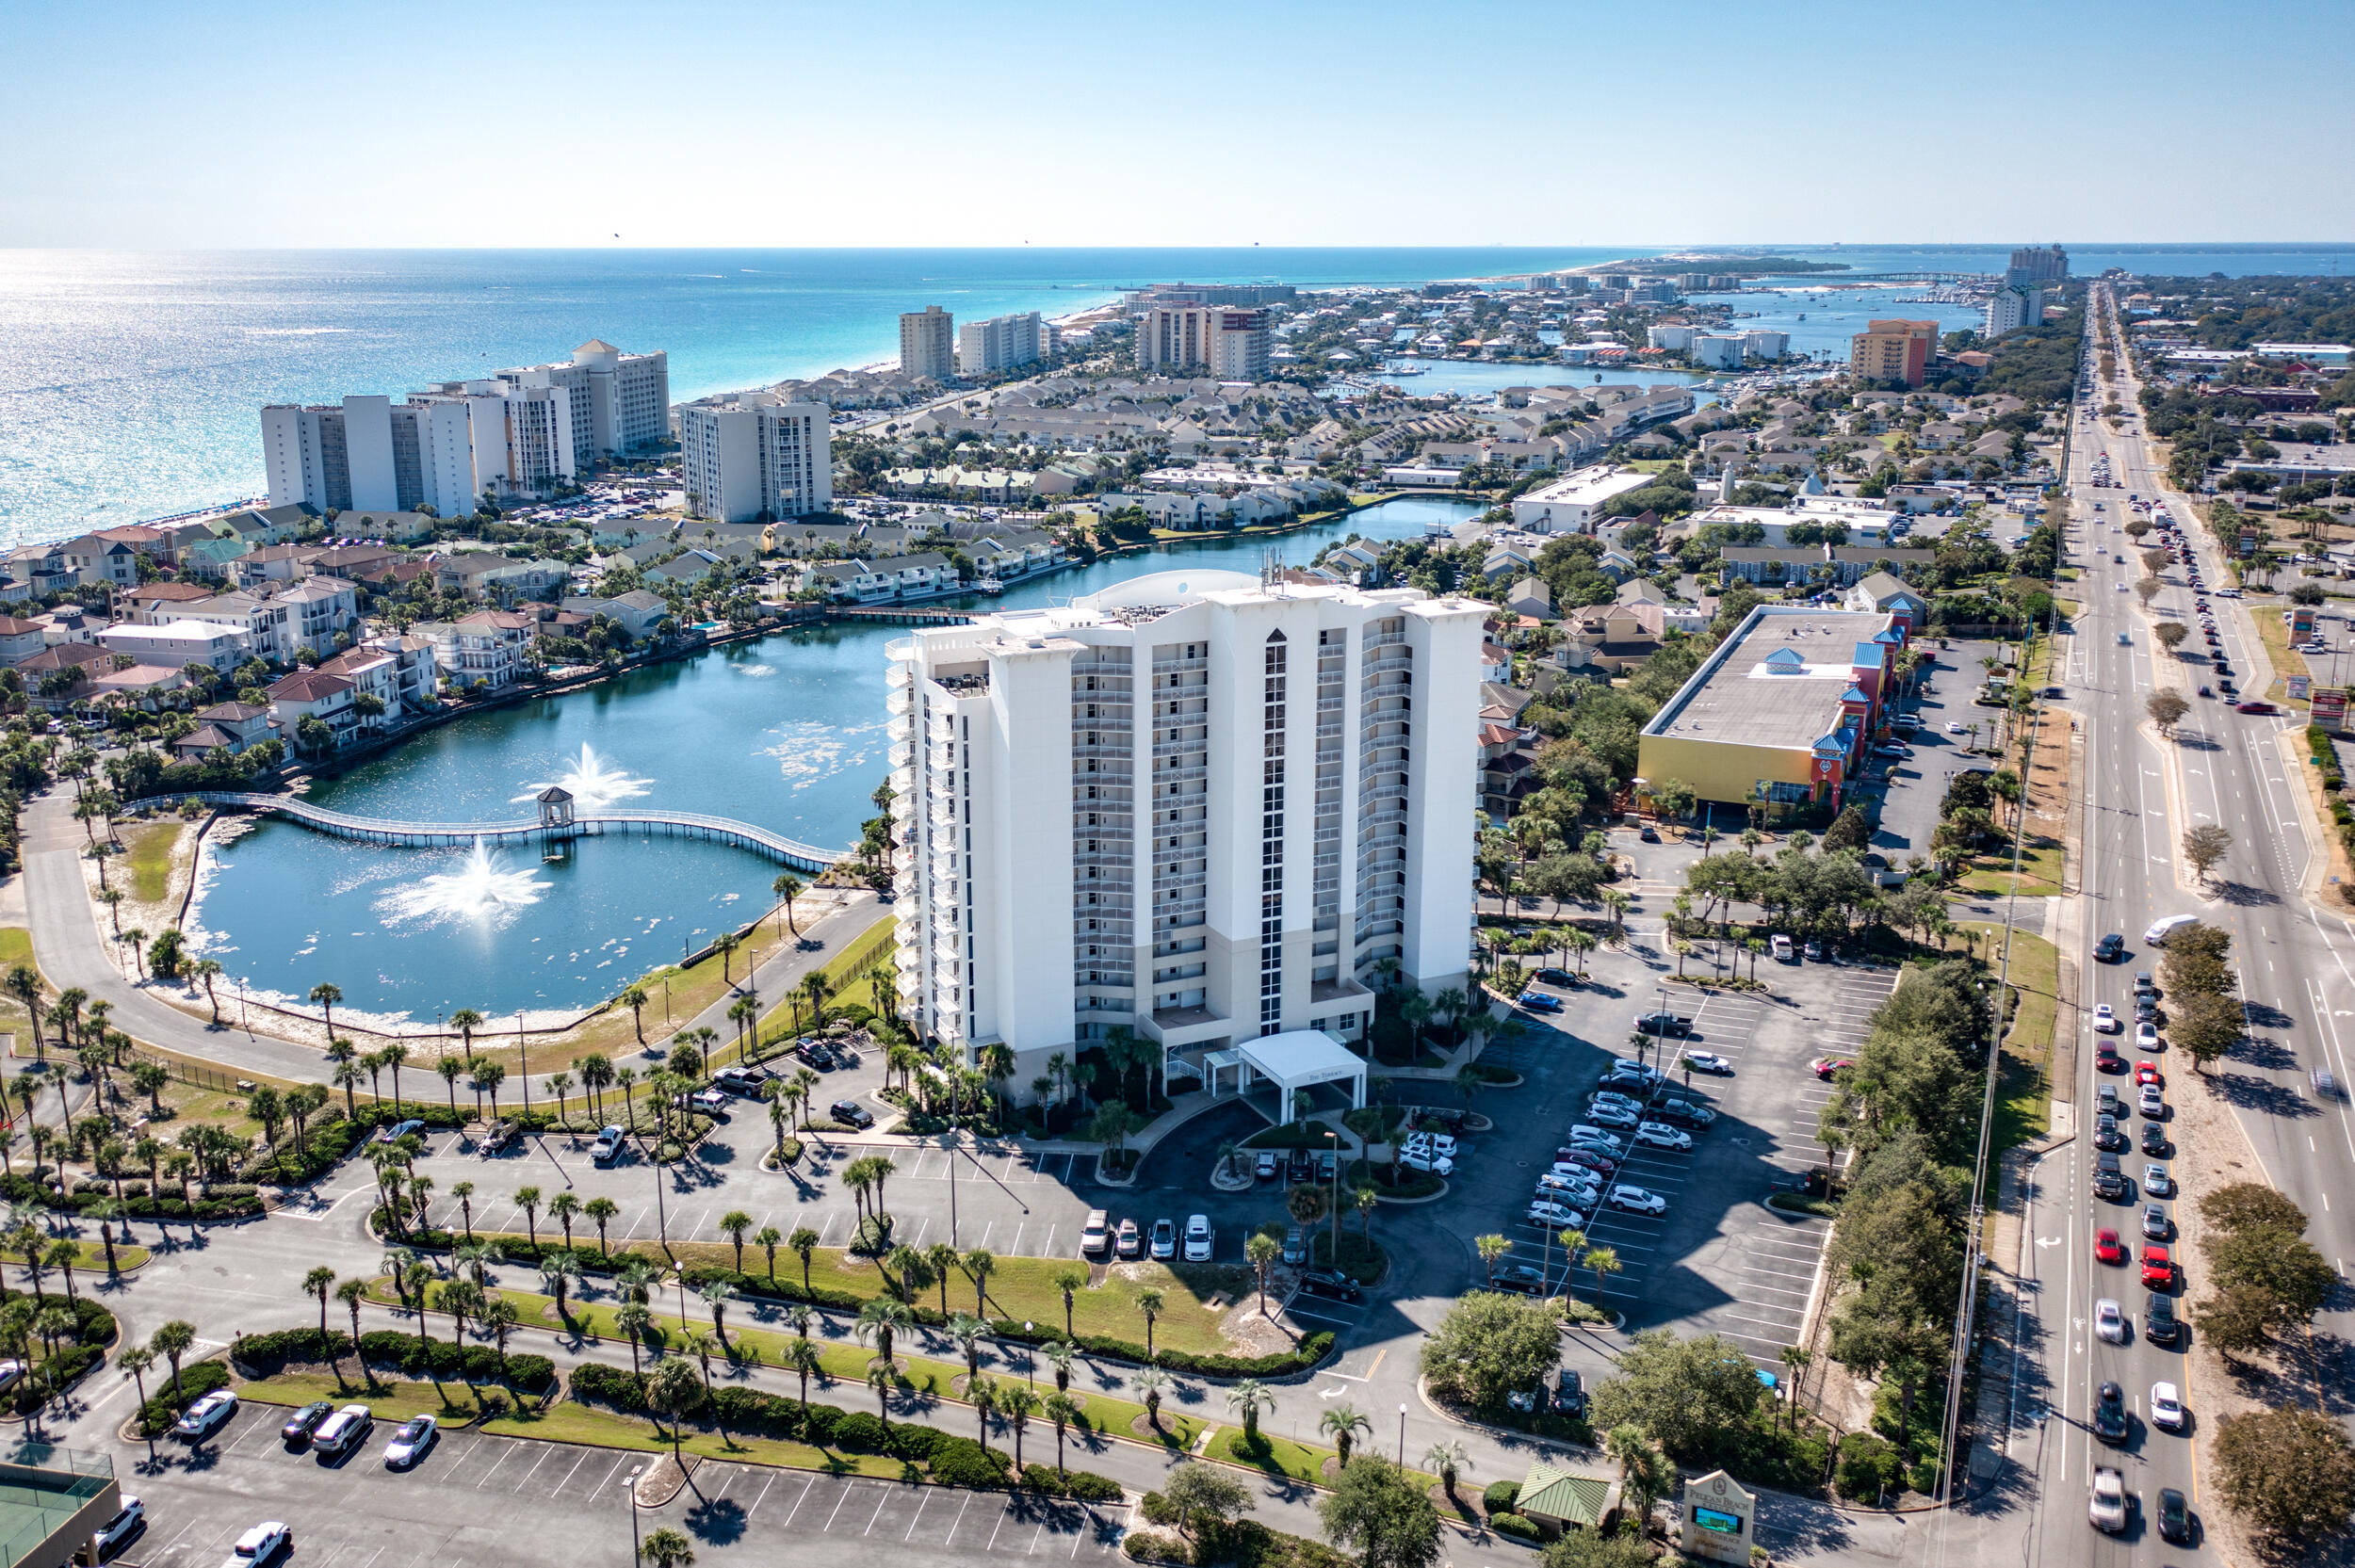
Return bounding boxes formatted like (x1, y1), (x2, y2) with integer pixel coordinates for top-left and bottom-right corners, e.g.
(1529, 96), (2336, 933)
(189, 496), (1483, 1020)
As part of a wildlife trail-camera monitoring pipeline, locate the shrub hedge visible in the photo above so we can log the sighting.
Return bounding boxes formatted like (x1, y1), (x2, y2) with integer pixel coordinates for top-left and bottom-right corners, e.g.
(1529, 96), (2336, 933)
(1482, 1479), (1520, 1517)
(227, 1326), (552, 1392)
(1, 1171), (262, 1221)
(1488, 1514), (1542, 1543)
(572, 1363), (1115, 1495)
(3, 1293), (115, 1415)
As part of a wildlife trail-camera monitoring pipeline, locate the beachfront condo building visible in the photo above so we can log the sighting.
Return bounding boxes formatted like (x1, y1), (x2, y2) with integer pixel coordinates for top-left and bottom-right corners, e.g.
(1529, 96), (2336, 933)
(958, 312), (1049, 375)
(900, 306), (956, 380)
(1983, 285), (2048, 340)
(262, 339), (669, 513)
(676, 393), (834, 523)
(1136, 304), (1272, 380)
(885, 571), (1483, 1101)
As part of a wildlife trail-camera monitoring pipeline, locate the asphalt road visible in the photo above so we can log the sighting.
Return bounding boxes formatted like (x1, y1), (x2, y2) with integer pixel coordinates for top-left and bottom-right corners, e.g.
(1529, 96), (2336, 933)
(1989, 283), (2355, 1568)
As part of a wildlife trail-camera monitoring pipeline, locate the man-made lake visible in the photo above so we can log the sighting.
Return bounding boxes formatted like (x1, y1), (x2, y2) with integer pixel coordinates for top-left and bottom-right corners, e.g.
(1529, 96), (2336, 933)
(189, 495), (1485, 1022)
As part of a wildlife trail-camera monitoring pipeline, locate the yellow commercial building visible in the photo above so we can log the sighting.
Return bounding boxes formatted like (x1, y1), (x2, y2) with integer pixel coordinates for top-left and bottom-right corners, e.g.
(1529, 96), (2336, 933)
(1636, 606), (1902, 816)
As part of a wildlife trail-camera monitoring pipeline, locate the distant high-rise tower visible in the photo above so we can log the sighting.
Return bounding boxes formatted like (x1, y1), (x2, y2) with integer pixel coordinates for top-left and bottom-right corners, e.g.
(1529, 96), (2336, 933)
(2006, 245), (2069, 288)
(900, 306), (955, 380)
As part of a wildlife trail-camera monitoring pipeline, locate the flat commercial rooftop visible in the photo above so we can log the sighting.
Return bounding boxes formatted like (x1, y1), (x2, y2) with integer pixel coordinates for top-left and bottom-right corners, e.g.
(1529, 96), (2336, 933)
(1647, 607), (1893, 753)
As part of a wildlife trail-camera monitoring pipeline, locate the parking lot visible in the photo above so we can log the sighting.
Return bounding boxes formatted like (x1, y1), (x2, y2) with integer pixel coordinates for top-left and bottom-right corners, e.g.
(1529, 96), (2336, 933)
(122, 1398), (1129, 1568)
(1482, 952), (1901, 1364)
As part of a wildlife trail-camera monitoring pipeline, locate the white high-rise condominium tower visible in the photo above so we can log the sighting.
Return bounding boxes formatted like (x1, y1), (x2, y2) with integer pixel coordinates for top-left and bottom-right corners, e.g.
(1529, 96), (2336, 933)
(958, 312), (1049, 375)
(262, 339), (668, 512)
(676, 393), (833, 523)
(900, 306), (955, 380)
(886, 571), (1484, 1097)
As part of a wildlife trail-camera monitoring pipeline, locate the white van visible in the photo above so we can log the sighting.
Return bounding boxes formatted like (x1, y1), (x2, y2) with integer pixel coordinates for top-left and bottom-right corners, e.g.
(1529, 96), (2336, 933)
(2143, 914), (2201, 946)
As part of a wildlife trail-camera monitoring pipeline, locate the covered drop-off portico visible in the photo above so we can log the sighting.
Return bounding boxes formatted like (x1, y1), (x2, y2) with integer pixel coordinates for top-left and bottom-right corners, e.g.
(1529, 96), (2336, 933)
(1198, 1029), (1367, 1126)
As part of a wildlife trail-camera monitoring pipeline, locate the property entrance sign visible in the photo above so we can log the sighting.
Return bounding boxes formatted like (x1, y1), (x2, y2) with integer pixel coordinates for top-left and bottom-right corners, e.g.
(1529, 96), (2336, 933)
(1680, 1470), (1755, 1565)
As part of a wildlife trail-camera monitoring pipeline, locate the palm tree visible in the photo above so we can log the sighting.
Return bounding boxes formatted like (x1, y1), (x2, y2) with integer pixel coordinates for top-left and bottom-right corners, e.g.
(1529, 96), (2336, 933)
(119, 1343), (156, 1436)
(152, 1318), (196, 1407)
(1474, 1234), (1509, 1286)
(968, 1371), (998, 1450)
(308, 982), (343, 1039)
(582, 1196), (619, 1259)
(783, 1335), (822, 1411)
(1586, 1244), (1621, 1302)
(963, 1247), (994, 1317)
(1224, 1380), (1272, 1446)
(1131, 1366), (1170, 1431)
(1133, 1287), (1165, 1360)
(1422, 1439), (1470, 1496)
(866, 1362), (894, 1426)
(447, 1180), (476, 1241)
(854, 1296), (912, 1367)
(1319, 1402), (1372, 1465)
(1244, 1232), (1278, 1316)
(789, 1227), (819, 1292)
(1041, 1339), (1076, 1396)
(946, 1311), (987, 1378)
(645, 1358), (705, 1461)
(772, 874), (804, 938)
(447, 1009), (485, 1063)
(303, 1265), (336, 1340)
(1042, 1392), (1079, 1476)
(715, 931), (741, 984)
(755, 1225), (783, 1279)
(615, 1303), (651, 1379)
(543, 1253), (582, 1318)
(542, 1190), (578, 1250)
(513, 1185), (543, 1247)
(4, 968), (43, 1059)
(640, 1528), (694, 1568)
(719, 1210), (753, 1272)
(1779, 1345), (1813, 1434)
(998, 1382), (1039, 1468)
(620, 985), (650, 1044)
(699, 1281), (731, 1345)
(335, 1278), (369, 1370)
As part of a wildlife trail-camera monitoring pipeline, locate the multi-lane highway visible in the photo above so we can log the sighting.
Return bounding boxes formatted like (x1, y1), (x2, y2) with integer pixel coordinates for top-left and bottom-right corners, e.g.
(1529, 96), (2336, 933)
(1999, 283), (2355, 1566)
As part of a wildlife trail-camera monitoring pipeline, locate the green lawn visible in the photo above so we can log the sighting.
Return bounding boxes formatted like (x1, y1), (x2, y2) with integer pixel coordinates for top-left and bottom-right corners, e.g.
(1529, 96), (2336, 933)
(238, 1368), (501, 1424)
(0, 1238), (149, 1273)
(462, 1236), (1247, 1360)
(122, 822), (185, 904)
(368, 1278), (1203, 1451)
(0, 928), (31, 972)
(1961, 923), (2058, 1208)
(1957, 837), (2064, 897)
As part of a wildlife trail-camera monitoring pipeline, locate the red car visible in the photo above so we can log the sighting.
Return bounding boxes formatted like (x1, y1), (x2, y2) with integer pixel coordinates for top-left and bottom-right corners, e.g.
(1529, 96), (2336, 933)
(2237, 701), (2278, 715)
(1811, 1057), (1853, 1080)
(2094, 1228), (2127, 1265)
(2094, 1043), (2124, 1072)
(2141, 1244), (2173, 1286)
(2136, 1062), (2164, 1087)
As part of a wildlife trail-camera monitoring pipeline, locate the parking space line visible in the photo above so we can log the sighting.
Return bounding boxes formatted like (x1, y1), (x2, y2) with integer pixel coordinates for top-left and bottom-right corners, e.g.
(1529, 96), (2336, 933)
(824, 1480), (857, 1531)
(1718, 1308), (1809, 1331)
(474, 1440), (519, 1488)
(549, 1448), (591, 1495)
(942, 1491), (974, 1544)
(862, 1484), (891, 1535)
(586, 1452), (629, 1496)
(507, 1443), (557, 1492)
(781, 1474), (820, 1525)
(987, 1499), (1010, 1549)
(903, 1487), (934, 1539)
(1736, 1279), (1812, 1300)
(1010, 1220), (1027, 1255)
(1041, 1224), (1058, 1258)
(743, 1471), (777, 1519)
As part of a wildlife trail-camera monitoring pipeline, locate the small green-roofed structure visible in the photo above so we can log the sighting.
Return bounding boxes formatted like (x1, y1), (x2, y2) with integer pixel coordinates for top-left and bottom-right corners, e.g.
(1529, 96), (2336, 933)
(1516, 1461), (1614, 1530)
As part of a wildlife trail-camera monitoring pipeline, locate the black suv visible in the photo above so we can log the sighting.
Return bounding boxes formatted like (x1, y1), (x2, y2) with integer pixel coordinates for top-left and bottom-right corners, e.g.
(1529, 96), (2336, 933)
(1596, 1073), (1660, 1099)
(1552, 1368), (1585, 1416)
(1300, 1267), (1364, 1302)
(2093, 1115), (2128, 1152)
(1650, 1101), (1714, 1131)
(2141, 1121), (2168, 1156)
(2145, 1290), (2180, 1345)
(2095, 933), (2125, 962)
(828, 1099), (875, 1129)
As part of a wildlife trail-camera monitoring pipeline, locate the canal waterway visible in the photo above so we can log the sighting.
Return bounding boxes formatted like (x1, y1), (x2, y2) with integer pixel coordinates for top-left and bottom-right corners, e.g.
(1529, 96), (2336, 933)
(189, 494), (1485, 1023)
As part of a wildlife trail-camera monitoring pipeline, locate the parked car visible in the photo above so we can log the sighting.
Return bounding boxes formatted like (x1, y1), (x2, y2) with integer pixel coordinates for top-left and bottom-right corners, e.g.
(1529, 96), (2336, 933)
(311, 1403), (373, 1457)
(1280, 1224), (1308, 1266)
(1563, 1127), (1628, 1156)
(1810, 1057), (1852, 1080)
(1551, 1368), (1585, 1416)
(1489, 1265), (1550, 1297)
(1398, 1145), (1454, 1175)
(1254, 1151), (1278, 1182)
(1607, 1185), (1666, 1217)
(1299, 1266), (1362, 1301)
(223, 1523), (292, 1568)
(1114, 1219), (1144, 1260)
(1534, 968), (1578, 988)
(1652, 1098), (1716, 1128)
(712, 1066), (769, 1097)
(1080, 1210), (1110, 1258)
(373, 1119), (426, 1145)
(1527, 1199), (1589, 1228)
(78, 1499), (144, 1564)
(1518, 991), (1564, 1013)
(829, 1099), (875, 1129)
(589, 1125), (625, 1165)
(1588, 1091), (1647, 1115)
(1679, 1051), (1733, 1075)
(1147, 1218), (1177, 1261)
(383, 1414), (437, 1467)
(1535, 1173), (1601, 1206)
(281, 1400), (335, 1444)
(1632, 1010), (1694, 1037)
(174, 1389), (237, 1441)
(1183, 1214), (1212, 1263)
(1554, 1150), (1618, 1179)
(1633, 1123), (1692, 1152)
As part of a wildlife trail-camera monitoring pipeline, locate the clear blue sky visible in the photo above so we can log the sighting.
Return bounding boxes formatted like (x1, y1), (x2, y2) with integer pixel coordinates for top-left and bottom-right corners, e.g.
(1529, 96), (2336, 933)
(4, 0), (2348, 248)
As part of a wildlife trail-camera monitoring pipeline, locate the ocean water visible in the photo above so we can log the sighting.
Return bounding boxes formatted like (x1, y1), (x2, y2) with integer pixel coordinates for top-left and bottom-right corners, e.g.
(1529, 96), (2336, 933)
(0, 247), (1620, 546)
(6, 243), (2346, 549)
(189, 494), (1482, 1022)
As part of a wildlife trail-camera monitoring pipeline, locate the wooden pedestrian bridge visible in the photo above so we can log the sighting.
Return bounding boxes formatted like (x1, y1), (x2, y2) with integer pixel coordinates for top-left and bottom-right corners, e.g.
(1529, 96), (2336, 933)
(171, 791), (845, 873)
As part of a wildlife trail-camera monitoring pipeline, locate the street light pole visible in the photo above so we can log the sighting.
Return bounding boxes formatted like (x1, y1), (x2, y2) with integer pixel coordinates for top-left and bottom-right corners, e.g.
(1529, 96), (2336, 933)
(517, 1011), (530, 1113)
(1397, 1402), (1407, 1466)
